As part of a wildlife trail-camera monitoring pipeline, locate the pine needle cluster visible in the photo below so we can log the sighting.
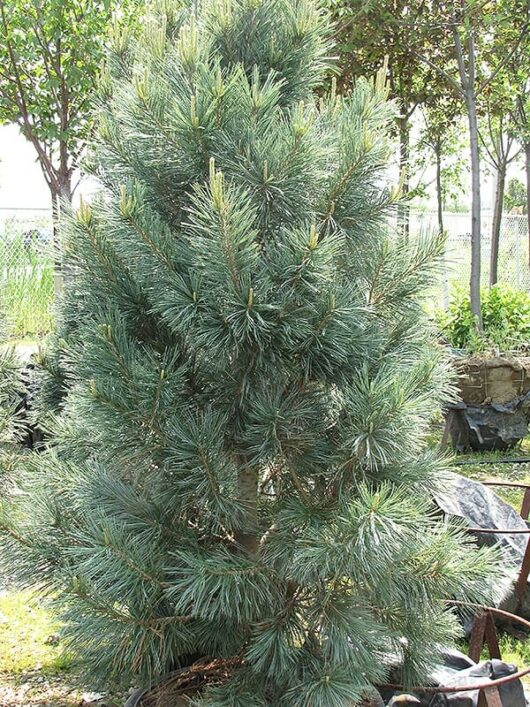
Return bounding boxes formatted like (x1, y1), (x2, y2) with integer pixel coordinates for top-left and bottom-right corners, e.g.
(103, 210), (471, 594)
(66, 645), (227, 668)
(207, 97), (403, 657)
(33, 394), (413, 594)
(0, 331), (25, 478)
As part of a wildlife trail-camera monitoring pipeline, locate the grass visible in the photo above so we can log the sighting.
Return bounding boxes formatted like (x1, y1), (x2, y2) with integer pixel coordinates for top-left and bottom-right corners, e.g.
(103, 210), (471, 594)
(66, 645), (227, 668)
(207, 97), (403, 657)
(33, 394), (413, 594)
(0, 221), (55, 340)
(0, 590), (123, 706)
(0, 590), (71, 675)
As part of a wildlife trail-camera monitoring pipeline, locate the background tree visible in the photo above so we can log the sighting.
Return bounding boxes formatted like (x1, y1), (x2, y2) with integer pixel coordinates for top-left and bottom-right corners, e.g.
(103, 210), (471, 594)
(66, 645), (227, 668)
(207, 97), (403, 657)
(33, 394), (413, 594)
(478, 0), (529, 284)
(511, 90), (530, 261)
(417, 97), (465, 308)
(479, 111), (520, 286)
(409, 0), (528, 330)
(503, 20), (530, 263)
(0, 0), (504, 701)
(0, 0), (136, 212)
(419, 97), (464, 240)
(513, 92), (530, 258)
(326, 0), (434, 236)
(423, 4), (484, 330)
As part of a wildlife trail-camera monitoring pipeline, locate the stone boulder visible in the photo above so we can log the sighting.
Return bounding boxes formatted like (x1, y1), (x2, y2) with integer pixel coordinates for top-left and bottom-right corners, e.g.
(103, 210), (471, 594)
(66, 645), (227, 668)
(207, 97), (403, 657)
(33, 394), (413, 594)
(446, 396), (530, 452)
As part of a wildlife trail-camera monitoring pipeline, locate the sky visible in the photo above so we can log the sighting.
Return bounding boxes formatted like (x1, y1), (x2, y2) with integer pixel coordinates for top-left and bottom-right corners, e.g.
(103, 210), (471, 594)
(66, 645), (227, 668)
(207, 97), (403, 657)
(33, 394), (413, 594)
(0, 122), (523, 217)
(0, 124), (51, 212)
(0, 124), (97, 216)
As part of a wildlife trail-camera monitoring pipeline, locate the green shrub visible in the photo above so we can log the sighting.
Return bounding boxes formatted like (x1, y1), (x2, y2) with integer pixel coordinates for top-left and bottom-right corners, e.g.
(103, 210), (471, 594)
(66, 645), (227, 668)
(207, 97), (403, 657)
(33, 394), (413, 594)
(504, 177), (527, 214)
(437, 284), (530, 352)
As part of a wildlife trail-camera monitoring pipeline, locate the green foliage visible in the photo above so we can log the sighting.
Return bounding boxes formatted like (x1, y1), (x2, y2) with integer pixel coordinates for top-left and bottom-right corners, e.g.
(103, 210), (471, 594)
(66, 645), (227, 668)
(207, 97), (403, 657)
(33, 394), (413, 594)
(0, 0), (507, 702)
(0, 339), (24, 480)
(324, 0), (431, 108)
(438, 284), (530, 352)
(504, 177), (528, 214)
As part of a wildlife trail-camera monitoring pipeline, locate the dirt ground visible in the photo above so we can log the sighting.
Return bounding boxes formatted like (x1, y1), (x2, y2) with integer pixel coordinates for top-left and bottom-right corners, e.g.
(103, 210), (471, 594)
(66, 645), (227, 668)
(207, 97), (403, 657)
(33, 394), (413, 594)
(0, 670), (124, 707)
(0, 589), (128, 707)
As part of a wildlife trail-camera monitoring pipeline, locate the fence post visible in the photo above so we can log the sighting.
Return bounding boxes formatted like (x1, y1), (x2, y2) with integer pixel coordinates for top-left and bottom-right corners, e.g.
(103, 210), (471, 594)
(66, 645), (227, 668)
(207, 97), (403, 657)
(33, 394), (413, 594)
(515, 216), (521, 289)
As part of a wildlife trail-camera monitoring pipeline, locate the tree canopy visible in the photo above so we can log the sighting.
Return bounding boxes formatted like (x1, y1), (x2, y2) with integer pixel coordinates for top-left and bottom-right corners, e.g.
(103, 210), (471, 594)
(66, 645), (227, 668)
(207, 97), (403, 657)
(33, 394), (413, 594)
(0, 0), (137, 204)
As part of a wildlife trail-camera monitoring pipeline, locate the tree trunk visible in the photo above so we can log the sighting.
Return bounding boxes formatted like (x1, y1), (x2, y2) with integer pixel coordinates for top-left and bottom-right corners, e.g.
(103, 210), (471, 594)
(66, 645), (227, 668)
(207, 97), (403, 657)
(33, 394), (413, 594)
(50, 175), (73, 299)
(234, 466), (259, 556)
(489, 163), (506, 287)
(451, 20), (482, 331)
(525, 142), (530, 268)
(397, 114), (410, 239)
(466, 88), (483, 331)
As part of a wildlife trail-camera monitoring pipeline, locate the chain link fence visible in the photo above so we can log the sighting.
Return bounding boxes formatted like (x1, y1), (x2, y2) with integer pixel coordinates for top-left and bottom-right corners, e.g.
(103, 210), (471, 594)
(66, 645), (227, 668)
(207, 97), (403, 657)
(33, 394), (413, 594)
(0, 209), (55, 341)
(0, 208), (528, 339)
(407, 211), (530, 311)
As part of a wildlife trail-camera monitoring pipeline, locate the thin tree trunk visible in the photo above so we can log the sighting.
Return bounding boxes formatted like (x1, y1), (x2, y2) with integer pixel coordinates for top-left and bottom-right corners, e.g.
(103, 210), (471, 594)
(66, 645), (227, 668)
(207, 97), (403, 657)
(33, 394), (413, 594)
(435, 142), (449, 309)
(50, 174), (73, 299)
(525, 142), (530, 268)
(451, 21), (483, 332)
(489, 164), (506, 287)
(435, 143), (444, 237)
(397, 114), (410, 239)
(466, 89), (483, 331)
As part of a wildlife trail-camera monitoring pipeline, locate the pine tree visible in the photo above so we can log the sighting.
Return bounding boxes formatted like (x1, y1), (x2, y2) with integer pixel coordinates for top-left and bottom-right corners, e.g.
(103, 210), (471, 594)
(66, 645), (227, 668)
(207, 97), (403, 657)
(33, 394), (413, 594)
(0, 0), (506, 703)
(0, 342), (23, 476)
